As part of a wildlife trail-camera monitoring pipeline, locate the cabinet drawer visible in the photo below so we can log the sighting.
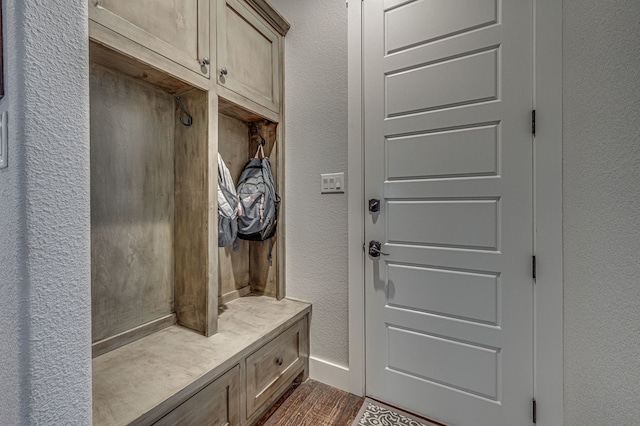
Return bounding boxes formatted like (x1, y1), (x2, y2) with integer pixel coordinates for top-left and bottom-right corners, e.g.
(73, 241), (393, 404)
(90, 0), (211, 77)
(246, 320), (306, 417)
(154, 365), (240, 426)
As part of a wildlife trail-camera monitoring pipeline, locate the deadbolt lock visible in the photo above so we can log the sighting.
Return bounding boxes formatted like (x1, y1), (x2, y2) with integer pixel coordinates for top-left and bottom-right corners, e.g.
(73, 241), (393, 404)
(369, 199), (380, 213)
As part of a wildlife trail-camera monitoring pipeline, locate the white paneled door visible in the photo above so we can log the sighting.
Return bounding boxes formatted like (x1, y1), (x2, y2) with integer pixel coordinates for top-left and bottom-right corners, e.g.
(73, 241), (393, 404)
(363, 0), (534, 425)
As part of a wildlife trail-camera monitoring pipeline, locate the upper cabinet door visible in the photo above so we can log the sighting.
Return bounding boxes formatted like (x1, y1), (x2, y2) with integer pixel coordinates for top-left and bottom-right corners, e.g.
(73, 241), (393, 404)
(217, 0), (281, 113)
(90, 0), (211, 78)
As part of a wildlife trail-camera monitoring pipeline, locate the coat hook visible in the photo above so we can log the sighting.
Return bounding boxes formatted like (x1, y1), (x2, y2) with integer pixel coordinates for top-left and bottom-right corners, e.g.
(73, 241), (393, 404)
(251, 123), (266, 146)
(175, 96), (193, 127)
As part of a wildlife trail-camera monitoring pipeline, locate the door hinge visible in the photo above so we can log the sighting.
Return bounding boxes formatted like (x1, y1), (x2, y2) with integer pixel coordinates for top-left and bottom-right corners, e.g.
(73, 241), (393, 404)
(532, 256), (537, 280)
(532, 398), (537, 423)
(532, 109), (536, 135)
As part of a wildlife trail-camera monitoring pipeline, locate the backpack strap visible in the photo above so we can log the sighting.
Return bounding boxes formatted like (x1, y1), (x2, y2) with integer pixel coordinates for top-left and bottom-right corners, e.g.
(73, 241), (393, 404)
(254, 144), (265, 159)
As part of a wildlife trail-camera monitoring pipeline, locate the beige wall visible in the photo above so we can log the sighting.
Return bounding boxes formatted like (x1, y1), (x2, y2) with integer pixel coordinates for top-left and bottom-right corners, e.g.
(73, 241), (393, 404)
(0, 0), (91, 423)
(563, 0), (640, 424)
(269, 0), (350, 369)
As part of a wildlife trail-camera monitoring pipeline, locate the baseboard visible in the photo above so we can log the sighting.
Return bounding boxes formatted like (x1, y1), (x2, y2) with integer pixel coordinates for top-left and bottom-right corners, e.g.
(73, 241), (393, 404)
(309, 356), (350, 393)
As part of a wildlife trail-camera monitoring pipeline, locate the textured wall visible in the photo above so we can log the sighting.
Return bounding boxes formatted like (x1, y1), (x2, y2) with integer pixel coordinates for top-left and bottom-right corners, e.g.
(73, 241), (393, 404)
(563, 1), (640, 424)
(0, 0), (22, 421)
(0, 0), (92, 424)
(268, 0), (350, 367)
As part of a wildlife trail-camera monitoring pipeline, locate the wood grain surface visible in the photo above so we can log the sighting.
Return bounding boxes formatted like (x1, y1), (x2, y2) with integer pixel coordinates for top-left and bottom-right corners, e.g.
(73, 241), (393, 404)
(90, 0), (209, 76)
(249, 120), (279, 297)
(174, 88), (212, 335)
(90, 64), (175, 343)
(256, 380), (364, 426)
(218, 113), (251, 299)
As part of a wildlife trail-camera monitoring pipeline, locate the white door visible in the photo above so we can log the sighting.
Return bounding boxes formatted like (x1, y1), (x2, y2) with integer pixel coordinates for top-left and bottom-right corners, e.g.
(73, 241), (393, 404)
(364, 0), (534, 425)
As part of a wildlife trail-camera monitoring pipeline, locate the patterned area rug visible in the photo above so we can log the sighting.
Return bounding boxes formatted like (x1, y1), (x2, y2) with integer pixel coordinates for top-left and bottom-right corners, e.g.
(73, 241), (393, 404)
(352, 398), (443, 426)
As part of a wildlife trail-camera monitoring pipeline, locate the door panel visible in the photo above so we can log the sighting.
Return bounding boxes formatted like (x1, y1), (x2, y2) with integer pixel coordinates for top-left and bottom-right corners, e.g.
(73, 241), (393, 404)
(384, 0), (498, 54)
(364, 0), (534, 424)
(387, 263), (499, 325)
(90, 0), (210, 77)
(386, 124), (499, 180)
(387, 326), (500, 400)
(216, 0), (281, 113)
(387, 199), (499, 250)
(385, 49), (499, 116)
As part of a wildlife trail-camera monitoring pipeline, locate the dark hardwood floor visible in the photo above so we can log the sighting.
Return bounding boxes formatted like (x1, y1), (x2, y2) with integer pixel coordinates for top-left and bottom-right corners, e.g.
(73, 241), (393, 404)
(256, 380), (364, 426)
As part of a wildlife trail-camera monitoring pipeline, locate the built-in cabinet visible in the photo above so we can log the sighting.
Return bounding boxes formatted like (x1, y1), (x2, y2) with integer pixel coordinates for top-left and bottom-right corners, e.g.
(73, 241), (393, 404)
(90, 0), (211, 77)
(88, 1), (308, 425)
(154, 365), (241, 426)
(245, 319), (306, 419)
(216, 0), (281, 113)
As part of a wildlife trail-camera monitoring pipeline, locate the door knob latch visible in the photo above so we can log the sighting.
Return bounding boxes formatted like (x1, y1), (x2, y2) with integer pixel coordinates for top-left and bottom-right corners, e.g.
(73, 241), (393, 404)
(368, 240), (389, 258)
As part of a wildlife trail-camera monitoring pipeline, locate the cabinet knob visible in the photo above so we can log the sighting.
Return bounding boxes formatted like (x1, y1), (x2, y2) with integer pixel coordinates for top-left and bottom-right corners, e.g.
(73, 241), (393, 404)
(220, 67), (228, 77)
(276, 357), (283, 366)
(201, 57), (210, 66)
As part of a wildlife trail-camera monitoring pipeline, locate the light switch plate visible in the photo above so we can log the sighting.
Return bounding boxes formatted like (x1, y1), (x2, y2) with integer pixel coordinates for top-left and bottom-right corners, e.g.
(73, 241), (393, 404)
(321, 172), (345, 194)
(0, 111), (7, 169)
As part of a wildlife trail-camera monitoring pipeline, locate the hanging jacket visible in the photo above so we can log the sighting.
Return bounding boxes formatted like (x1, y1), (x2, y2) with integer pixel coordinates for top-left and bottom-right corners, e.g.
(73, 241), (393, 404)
(217, 153), (240, 247)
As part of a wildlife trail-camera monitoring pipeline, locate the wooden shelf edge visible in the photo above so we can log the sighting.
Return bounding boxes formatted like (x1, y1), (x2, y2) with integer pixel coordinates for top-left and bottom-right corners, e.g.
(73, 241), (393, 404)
(92, 314), (178, 358)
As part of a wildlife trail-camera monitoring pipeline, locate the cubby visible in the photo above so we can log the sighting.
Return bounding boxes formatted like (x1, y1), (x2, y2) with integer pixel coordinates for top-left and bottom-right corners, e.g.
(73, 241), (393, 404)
(90, 53), (217, 353)
(89, 2), (309, 424)
(217, 109), (281, 304)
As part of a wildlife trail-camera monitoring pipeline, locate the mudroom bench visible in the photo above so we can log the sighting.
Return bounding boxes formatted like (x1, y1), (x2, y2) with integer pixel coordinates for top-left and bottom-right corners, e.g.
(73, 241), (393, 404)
(93, 297), (310, 426)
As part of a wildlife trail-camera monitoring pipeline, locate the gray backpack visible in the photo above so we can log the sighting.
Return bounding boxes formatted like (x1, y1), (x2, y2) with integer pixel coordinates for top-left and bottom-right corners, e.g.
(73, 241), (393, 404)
(236, 145), (280, 242)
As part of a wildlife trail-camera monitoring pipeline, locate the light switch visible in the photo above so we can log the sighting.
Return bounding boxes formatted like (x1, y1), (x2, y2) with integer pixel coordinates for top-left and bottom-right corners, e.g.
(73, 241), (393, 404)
(0, 111), (7, 169)
(321, 172), (345, 194)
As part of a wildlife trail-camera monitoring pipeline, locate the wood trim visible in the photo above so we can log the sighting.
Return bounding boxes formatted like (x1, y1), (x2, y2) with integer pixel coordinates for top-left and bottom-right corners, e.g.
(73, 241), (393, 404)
(347, 0), (365, 397)
(534, 0), (564, 424)
(309, 356), (350, 393)
(245, 0), (291, 36)
(91, 314), (177, 358)
(206, 91), (219, 337)
(89, 21), (211, 92)
(197, 0), (210, 74)
(218, 285), (252, 305)
(89, 40), (196, 95)
(276, 34), (286, 300)
(173, 88), (213, 336)
(217, 84), (280, 123)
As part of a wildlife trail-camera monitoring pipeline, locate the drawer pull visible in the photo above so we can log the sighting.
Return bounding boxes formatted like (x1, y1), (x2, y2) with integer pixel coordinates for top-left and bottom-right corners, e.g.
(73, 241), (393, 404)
(276, 358), (283, 366)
